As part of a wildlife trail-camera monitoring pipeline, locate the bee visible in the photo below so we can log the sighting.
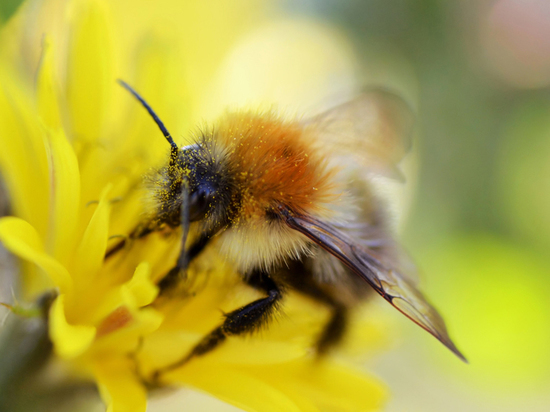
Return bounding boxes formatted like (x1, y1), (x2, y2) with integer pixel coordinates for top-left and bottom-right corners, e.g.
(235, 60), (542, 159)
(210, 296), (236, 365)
(112, 80), (466, 373)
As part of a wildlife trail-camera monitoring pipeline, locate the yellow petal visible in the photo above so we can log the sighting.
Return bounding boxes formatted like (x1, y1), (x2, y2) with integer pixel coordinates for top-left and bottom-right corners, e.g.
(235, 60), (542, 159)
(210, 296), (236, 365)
(37, 36), (81, 264)
(248, 359), (387, 412)
(69, 261), (157, 326)
(36, 36), (62, 131)
(49, 294), (96, 358)
(169, 362), (305, 412)
(167, 356), (385, 412)
(65, 0), (114, 144)
(71, 184), (111, 286)
(0, 217), (72, 293)
(0, 68), (50, 238)
(45, 126), (81, 264)
(204, 338), (310, 366)
(103, 174), (143, 240)
(122, 262), (159, 308)
(93, 307), (163, 354)
(64, 184), (112, 323)
(93, 357), (147, 412)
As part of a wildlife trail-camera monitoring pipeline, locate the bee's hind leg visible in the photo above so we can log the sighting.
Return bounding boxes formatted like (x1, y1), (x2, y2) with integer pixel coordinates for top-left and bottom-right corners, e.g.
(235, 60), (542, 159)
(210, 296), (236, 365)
(316, 304), (348, 355)
(286, 267), (349, 355)
(153, 270), (283, 379)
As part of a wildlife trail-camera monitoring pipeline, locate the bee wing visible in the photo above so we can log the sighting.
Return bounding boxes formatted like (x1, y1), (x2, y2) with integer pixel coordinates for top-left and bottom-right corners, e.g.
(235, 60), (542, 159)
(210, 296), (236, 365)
(335, 220), (421, 285)
(305, 89), (414, 180)
(281, 209), (466, 362)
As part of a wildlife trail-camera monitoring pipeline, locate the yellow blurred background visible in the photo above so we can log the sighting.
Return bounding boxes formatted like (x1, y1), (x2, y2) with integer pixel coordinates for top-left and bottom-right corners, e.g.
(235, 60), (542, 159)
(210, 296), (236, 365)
(1, 0), (550, 411)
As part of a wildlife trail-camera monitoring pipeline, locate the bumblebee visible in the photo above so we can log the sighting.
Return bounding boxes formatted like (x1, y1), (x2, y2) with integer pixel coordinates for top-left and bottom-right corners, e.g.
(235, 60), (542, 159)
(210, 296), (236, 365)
(111, 80), (466, 373)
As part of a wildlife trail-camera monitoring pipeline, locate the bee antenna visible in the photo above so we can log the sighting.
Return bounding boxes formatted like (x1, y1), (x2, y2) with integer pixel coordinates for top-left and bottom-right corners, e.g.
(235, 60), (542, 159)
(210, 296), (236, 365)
(117, 79), (179, 165)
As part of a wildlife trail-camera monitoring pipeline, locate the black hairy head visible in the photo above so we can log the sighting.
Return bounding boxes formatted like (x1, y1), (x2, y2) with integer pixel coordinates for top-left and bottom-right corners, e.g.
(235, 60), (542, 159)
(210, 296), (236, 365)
(148, 135), (239, 233)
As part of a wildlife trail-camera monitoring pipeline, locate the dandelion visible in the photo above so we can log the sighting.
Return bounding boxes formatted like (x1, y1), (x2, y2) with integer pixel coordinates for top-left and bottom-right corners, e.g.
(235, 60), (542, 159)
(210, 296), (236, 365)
(0, 0), (386, 410)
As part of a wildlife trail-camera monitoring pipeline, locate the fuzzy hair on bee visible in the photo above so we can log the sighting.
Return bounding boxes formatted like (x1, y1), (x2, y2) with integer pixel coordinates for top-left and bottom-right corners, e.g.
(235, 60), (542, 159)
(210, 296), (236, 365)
(140, 111), (340, 272)
(112, 80), (466, 376)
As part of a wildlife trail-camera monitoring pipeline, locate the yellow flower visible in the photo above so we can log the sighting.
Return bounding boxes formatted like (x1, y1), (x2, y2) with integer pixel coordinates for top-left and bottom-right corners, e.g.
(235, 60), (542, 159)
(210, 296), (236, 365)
(0, 0), (386, 411)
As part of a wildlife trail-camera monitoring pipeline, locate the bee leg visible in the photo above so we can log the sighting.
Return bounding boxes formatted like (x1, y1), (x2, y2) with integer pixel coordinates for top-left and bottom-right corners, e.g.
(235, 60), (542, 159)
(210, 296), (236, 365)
(316, 304), (348, 355)
(157, 232), (213, 292)
(190, 270), (282, 352)
(290, 277), (348, 355)
(105, 238), (126, 259)
(184, 270), (281, 356)
(186, 233), (212, 262)
(105, 225), (153, 259)
(154, 271), (282, 378)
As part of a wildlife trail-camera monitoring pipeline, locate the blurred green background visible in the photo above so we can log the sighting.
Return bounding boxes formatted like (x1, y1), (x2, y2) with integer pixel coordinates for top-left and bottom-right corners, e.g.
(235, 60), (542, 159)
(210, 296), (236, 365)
(2, 0), (550, 411)
(0, 0), (21, 23)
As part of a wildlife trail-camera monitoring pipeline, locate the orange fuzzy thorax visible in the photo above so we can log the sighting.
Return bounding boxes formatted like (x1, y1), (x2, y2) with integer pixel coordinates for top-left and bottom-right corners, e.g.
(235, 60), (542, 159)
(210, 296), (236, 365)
(215, 111), (338, 222)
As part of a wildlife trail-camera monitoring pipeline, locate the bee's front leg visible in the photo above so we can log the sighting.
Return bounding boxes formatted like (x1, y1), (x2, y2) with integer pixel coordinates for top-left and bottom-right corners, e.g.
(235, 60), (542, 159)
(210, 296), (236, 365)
(157, 231), (214, 292)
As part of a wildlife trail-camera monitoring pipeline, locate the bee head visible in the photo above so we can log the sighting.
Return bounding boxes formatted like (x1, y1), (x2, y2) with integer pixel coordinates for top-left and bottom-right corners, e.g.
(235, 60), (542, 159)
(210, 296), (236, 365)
(175, 143), (236, 227)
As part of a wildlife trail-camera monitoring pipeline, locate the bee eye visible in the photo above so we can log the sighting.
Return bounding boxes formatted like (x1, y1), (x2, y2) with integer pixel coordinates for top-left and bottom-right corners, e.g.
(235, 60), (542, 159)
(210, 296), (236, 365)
(195, 189), (209, 209)
(189, 186), (215, 221)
